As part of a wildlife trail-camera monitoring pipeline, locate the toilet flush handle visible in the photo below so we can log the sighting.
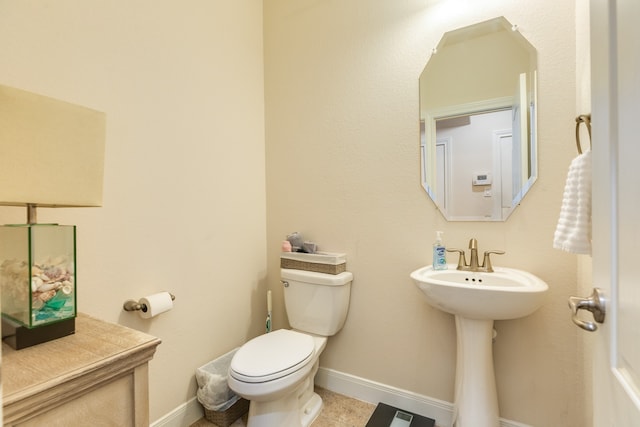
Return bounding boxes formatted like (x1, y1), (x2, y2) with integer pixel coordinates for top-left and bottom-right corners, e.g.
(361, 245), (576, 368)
(281, 280), (289, 287)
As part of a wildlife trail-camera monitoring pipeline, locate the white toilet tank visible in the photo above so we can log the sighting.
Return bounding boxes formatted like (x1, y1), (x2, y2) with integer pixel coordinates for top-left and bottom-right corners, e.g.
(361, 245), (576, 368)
(281, 268), (352, 336)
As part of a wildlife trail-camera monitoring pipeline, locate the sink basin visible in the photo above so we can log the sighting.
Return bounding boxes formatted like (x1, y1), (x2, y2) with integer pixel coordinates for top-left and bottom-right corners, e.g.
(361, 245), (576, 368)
(410, 265), (548, 320)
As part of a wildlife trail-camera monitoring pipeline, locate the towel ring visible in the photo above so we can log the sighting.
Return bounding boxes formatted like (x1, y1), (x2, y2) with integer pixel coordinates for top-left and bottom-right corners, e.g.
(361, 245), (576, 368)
(575, 114), (592, 154)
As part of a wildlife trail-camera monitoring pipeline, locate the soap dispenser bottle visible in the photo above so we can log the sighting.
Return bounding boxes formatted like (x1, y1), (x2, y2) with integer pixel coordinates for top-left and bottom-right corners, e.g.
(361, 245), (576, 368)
(432, 231), (447, 270)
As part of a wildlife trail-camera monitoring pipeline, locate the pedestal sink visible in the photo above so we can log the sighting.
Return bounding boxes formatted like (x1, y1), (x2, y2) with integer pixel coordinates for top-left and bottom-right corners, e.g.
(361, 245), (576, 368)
(410, 265), (548, 427)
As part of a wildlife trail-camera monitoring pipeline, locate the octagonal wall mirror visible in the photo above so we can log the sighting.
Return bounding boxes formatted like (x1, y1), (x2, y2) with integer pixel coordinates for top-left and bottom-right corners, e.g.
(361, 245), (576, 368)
(419, 17), (537, 221)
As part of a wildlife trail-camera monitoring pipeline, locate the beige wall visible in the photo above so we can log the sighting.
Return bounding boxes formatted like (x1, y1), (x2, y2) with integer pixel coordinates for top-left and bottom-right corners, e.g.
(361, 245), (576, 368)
(420, 29), (531, 113)
(0, 1), (266, 422)
(265, 0), (586, 426)
(576, 0), (594, 424)
(0, 0), (591, 425)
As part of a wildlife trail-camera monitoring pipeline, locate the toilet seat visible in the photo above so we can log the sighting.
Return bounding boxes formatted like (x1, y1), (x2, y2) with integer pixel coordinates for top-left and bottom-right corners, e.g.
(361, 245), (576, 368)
(230, 329), (315, 383)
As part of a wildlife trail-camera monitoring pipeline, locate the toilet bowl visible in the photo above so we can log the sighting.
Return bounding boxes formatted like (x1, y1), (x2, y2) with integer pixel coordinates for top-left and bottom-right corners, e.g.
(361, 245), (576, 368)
(228, 269), (352, 427)
(228, 329), (327, 427)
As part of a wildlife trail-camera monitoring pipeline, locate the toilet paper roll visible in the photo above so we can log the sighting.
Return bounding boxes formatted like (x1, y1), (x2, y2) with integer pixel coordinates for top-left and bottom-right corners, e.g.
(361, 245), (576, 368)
(139, 292), (173, 319)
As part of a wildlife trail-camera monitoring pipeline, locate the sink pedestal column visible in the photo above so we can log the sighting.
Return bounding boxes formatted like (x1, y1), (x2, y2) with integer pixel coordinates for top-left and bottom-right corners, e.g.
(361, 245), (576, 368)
(453, 316), (499, 427)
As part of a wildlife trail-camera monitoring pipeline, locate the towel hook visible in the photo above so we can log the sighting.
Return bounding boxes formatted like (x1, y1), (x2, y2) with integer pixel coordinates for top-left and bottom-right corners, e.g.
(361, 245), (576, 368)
(575, 114), (592, 154)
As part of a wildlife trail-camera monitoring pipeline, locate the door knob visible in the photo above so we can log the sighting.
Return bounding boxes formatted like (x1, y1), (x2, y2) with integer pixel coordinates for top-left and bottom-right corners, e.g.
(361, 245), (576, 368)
(568, 288), (606, 332)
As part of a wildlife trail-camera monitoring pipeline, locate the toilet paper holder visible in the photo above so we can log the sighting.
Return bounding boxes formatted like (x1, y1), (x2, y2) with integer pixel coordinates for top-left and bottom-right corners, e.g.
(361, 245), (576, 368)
(123, 293), (175, 312)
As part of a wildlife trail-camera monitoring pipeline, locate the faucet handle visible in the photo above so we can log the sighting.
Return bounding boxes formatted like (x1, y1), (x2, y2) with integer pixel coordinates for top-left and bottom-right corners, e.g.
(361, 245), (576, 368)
(482, 250), (505, 272)
(446, 248), (467, 269)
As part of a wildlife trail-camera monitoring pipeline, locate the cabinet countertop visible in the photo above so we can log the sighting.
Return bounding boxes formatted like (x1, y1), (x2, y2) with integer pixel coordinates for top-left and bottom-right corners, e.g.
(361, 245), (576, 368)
(2, 313), (161, 409)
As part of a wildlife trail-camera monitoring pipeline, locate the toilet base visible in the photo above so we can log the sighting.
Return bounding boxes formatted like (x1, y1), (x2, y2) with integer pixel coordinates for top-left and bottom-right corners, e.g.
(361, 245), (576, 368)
(300, 392), (322, 427)
(246, 391), (322, 427)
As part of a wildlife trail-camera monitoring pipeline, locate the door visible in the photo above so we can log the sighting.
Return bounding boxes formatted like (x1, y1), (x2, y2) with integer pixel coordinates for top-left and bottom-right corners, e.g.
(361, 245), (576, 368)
(495, 131), (513, 220)
(590, 0), (640, 424)
(435, 137), (450, 215)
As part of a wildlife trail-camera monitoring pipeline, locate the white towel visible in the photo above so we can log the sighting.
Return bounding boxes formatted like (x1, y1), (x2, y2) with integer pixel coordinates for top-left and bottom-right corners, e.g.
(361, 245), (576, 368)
(553, 150), (592, 254)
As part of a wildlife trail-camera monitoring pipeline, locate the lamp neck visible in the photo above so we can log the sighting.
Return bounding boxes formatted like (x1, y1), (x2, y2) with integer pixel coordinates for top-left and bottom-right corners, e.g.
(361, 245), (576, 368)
(27, 204), (37, 224)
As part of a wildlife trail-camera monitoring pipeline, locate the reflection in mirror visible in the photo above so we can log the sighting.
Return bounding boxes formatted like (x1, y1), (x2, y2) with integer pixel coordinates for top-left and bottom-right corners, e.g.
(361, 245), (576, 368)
(419, 17), (537, 221)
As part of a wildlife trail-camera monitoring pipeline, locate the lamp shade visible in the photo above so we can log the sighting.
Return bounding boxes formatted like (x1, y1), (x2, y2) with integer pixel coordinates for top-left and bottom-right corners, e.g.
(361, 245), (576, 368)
(0, 85), (105, 207)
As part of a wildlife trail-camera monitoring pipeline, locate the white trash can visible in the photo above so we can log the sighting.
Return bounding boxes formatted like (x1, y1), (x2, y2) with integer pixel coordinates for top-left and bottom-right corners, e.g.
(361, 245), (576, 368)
(195, 347), (248, 427)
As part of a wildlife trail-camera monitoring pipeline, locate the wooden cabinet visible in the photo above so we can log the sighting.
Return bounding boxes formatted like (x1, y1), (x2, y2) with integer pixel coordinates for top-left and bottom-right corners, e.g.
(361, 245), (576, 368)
(2, 313), (161, 426)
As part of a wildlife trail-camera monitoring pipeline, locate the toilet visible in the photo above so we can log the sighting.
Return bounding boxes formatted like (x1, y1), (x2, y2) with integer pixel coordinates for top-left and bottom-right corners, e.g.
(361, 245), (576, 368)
(228, 268), (353, 427)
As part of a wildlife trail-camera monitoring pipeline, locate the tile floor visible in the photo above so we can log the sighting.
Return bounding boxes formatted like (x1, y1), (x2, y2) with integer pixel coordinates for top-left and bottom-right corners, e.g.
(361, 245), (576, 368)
(190, 387), (377, 427)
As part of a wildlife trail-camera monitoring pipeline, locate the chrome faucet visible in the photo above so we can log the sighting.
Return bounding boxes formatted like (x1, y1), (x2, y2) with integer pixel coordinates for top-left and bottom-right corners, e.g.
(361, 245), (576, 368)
(446, 238), (505, 272)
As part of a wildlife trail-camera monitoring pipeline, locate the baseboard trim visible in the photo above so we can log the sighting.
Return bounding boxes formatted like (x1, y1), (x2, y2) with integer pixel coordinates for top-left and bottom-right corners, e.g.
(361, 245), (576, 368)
(151, 367), (531, 427)
(150, 396), (203, 427)
(315, 367), (531, 427)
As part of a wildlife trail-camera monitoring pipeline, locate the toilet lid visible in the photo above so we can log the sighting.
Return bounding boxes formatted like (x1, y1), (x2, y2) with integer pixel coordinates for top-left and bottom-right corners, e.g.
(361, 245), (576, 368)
(230, 329), (315, 383)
